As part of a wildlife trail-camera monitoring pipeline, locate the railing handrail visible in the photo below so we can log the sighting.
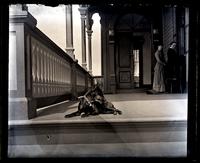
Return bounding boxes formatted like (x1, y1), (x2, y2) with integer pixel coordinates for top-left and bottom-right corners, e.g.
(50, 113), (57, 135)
(9, 11), (90, 76)
(28, 23), (90, 75)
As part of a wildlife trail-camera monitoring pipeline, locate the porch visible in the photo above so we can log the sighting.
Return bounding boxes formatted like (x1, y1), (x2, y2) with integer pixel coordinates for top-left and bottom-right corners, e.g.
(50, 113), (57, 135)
(8, 6), (187, 158)
(8, 92), (187, 158)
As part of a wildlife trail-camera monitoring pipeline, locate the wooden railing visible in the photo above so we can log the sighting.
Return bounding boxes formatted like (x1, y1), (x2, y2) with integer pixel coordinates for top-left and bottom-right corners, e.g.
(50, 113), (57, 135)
(8, 7), (93, 120)
(31, 36), (72, 97)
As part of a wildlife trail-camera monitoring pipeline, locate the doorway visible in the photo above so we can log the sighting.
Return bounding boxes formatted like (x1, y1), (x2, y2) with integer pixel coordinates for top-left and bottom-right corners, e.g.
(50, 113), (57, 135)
(115, 32), (143, 90)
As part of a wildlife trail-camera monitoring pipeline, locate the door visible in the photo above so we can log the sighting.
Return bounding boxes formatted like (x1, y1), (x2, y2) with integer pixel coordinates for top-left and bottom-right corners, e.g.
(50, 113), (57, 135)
(116, 32), (133, 89)
(116, 32), (143, 89)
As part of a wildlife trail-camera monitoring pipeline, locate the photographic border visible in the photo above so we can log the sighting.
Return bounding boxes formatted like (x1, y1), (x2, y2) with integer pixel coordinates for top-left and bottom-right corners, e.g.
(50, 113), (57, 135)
(1, 0), (199, 162)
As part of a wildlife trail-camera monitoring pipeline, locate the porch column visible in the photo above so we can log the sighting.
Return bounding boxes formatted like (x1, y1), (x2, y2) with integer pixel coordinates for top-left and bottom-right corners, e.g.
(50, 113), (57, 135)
(78, 5), (87, 70)
(87, 30), (93, 74)
(65, 5), (75, 60)
(86, 15), (94, 74)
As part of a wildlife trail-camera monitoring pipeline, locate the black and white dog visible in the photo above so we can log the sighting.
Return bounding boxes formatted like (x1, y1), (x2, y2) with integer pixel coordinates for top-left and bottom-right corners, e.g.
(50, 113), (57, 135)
(64, 85), (122, 118)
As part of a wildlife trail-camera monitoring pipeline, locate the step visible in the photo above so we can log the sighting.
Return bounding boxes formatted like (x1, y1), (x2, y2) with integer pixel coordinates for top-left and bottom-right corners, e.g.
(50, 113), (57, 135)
(8, 142), (187, 158)
(8, 119), (187, 158)
(8, 119), (187, 145)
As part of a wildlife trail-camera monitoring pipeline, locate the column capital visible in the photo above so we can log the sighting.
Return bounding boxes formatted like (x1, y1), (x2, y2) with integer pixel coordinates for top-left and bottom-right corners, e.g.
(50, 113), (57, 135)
(78, 5), (88, 19)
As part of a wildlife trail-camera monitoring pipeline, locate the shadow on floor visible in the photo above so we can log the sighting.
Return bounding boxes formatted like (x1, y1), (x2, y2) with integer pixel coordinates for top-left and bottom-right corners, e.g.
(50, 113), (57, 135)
(37, 101), (78, 117)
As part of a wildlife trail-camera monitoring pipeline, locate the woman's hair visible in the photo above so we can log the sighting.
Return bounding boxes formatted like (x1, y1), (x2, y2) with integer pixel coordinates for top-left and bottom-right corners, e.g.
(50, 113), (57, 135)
(157, 44), (162, 49)
(169, 41), (176, 46)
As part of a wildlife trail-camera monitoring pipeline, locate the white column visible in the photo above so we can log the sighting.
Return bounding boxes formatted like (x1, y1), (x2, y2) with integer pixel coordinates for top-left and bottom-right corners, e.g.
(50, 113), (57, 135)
(87, 30), (93, 74)
(78, 5), (87, 70)
(86, 14), (93, 74)
(65, 5), (75, 59)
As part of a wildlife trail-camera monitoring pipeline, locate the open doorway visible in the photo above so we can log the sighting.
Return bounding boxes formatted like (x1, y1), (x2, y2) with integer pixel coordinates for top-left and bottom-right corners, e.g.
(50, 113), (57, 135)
(114, 13), (151, 91)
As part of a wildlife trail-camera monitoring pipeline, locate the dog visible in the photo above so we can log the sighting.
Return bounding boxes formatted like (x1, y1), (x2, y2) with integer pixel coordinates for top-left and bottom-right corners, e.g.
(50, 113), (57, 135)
(64, 84), (122, 118)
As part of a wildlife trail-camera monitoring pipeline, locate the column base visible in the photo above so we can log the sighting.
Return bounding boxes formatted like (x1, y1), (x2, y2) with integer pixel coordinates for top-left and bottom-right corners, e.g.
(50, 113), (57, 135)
(65, 48), (75, 60)
(88, 70), (92, 75)
(9, 97), (37, 120)
(82, 63), (87, 70)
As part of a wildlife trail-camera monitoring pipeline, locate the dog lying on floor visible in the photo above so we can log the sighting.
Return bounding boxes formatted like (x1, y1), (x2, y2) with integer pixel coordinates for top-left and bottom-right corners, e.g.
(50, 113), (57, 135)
(64, 84), (122, 118)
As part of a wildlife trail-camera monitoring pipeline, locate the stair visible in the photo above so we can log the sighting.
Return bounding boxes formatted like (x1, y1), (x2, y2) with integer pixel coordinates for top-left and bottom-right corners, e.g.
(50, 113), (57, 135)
(8, 119), (187, 157)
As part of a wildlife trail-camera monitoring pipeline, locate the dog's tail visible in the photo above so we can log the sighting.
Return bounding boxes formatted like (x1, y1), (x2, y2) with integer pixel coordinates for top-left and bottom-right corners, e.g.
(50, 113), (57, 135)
(64, 110), (81, 118)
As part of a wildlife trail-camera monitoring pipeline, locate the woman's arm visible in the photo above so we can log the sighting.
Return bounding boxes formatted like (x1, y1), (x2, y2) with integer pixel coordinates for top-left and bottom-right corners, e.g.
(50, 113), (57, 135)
(155, 51), (166, 65)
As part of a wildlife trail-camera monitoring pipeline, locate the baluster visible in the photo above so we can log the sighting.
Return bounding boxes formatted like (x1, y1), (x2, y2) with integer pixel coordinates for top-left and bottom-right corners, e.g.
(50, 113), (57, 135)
(35, 44), (40, 96)
(44, 50), (47, 95)
(40, 48), (44, 96)
(58, 57), (60, 94)
(31, 41), (36, 96)
(64, 62), (66, 92)
(53, 54), (55, 95)
(63, 62), (66, 92)
(49, 52), (52, 95)
(54, 56), (56, 95)
(38, 46), (42, 96)
(57, 56), (59, 94)
(55, 55), (57, 95)
(61, 60), (64, 93)
(53, 54), (55, 94)
(59, 58), (61, 93)
(50, 54), (52, 95)
(46, 52), (49, 95)
(52, 54), (55, 95)
(65, 63), (66, 92)
(59, 58), (61, 94)
(50, 53), (53, 95)
(61, 61), (64, 93)
(58, 60), (60, 94)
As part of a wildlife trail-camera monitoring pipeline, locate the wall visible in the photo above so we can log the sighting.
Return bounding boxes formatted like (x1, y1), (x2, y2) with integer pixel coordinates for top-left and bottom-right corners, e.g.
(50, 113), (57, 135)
(143, 33), (152, 85)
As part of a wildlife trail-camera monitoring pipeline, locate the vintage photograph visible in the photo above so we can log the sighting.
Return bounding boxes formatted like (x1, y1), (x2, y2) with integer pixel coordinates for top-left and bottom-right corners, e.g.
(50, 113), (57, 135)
(7, 3), (189, 158)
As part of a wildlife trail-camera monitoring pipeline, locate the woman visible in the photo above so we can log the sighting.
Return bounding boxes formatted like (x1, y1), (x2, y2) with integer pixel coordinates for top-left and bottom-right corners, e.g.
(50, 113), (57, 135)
(152, 45), (166, 93)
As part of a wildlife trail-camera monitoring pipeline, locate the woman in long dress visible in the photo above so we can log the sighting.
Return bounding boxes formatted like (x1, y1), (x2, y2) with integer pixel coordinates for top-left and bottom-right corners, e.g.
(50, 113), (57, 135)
(152, 45), (166, 93)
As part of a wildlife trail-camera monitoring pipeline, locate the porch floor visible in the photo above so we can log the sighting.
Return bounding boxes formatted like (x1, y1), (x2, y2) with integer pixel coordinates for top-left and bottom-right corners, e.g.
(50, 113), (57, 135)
(9, 92), (187, 124)
(8, 92), (188, 158)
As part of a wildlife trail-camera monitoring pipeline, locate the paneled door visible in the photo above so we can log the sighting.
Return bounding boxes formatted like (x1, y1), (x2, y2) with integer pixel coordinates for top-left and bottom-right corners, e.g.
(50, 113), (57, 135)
(116, 32), (133, 89)
(116, 32), (143, 89)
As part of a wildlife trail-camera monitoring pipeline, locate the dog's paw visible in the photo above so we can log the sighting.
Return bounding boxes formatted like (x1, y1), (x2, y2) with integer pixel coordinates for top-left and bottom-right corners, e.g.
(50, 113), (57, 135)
(117, 110), (122, 115)
(64, 115), (70, 118)
(81, 113), (89, 118)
